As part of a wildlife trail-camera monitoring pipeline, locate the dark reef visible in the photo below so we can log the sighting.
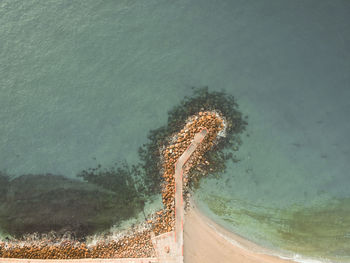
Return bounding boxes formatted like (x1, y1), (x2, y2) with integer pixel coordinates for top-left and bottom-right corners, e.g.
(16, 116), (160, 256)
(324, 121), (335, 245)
(0, 87), (247, 240)
(0, 174), (142, 240)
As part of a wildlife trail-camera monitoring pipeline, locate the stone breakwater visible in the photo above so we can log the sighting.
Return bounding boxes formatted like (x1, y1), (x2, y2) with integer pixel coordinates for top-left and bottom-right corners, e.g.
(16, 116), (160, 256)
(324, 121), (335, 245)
(152, 111), (224, 236)
(0, 111), (224, 259)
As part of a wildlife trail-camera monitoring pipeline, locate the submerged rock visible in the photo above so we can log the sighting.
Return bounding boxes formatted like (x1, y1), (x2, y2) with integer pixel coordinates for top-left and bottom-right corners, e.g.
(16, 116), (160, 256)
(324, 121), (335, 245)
(0, 173), (9, 203)
(0, 174), (143, 239)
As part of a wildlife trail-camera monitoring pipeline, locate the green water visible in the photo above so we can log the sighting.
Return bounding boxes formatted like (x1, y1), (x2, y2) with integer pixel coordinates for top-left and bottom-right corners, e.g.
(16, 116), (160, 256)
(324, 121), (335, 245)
(1, 0), (350, 261)
(198, 194), (350, 262)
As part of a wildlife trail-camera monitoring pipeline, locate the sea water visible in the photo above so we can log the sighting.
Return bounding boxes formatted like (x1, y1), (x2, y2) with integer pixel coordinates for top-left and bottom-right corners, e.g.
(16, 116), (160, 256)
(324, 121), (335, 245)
(1, 0), (349, 261)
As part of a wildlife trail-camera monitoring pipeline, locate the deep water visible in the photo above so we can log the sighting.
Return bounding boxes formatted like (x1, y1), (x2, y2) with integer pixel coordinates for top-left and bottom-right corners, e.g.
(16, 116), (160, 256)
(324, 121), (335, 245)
(1, 0), (350, 262)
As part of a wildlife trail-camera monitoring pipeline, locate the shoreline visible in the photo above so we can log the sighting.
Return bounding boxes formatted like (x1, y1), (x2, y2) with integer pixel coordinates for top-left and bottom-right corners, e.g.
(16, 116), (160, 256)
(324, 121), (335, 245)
(1, 109), (316, 262)
(184, 200), (300, 263)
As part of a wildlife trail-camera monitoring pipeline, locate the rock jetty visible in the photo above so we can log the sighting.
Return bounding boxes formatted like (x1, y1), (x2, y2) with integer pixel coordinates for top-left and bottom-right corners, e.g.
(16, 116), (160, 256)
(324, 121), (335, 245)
(0, 111), (224, 259)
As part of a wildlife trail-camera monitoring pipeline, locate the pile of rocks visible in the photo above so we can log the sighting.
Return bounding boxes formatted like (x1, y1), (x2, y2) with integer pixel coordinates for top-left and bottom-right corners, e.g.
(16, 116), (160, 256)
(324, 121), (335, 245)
(0, 111), (224, 259)
(153, 111), (224, 236)
(0, 230), (155, 259)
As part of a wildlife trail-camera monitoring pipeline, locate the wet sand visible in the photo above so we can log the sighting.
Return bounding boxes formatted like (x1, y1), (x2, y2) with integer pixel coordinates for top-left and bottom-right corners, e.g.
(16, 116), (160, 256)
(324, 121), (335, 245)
(184, 204), (295, 263)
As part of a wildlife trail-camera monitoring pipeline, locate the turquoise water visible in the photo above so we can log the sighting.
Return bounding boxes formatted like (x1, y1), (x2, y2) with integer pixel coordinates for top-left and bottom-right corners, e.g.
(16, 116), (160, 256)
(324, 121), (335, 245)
(1, 0), (350, 261)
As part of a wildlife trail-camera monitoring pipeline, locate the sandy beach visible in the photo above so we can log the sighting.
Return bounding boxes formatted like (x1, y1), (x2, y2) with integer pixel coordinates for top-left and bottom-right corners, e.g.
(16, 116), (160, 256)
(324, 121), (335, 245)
(184, 203), (295, 263)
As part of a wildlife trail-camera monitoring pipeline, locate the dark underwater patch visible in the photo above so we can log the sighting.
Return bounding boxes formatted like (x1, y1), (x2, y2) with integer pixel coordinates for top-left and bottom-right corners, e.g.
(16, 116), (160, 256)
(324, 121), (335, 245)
(0, 173), (142, 240)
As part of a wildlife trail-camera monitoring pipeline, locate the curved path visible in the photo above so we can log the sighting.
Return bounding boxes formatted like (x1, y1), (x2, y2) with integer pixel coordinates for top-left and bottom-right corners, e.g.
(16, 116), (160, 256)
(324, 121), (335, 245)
(151, 128), (208, 263)
(174, 128), (208, 263)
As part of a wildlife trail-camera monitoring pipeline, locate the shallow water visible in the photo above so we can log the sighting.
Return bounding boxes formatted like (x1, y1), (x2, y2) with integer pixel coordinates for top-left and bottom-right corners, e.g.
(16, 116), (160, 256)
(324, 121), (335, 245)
(1, 0), (350, 261)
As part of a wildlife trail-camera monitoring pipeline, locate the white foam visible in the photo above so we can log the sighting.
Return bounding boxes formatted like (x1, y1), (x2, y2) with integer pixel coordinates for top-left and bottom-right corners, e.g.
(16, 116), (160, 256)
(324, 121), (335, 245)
(284, 254), (332, 263)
